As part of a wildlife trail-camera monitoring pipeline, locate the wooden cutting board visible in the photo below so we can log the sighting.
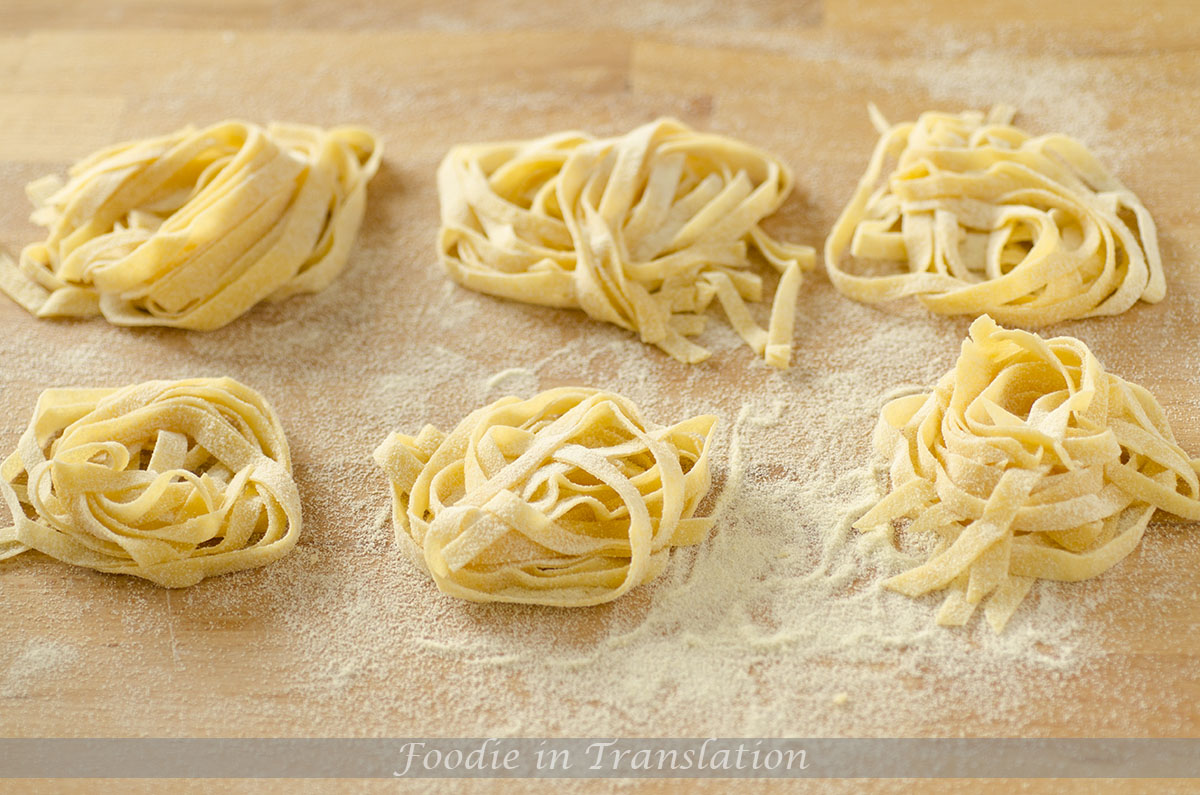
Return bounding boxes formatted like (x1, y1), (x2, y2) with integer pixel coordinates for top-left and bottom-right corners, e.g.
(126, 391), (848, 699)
(2, 2), (1199, 793)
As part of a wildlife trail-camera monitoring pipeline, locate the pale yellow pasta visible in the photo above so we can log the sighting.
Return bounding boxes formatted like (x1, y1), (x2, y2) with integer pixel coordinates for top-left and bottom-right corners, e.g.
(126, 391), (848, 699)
(825, 107), (1163, 326)
(437, 118), (815, 368)
(374, 387), (717, 605)
(856, 316), (1200, 632)
(0, 121), (381, 330)
(0, 378), (301, 587)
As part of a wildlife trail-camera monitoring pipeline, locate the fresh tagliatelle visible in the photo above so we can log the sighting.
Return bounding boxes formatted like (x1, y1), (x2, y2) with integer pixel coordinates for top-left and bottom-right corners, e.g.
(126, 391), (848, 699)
(0, 378), (301, 587)
(856, 316), (1200, 632)
(0, 121), (381, 330)
(373, 387), (718, 605)
(825, 106), (1164, 326)
(437, 118), (816, 367)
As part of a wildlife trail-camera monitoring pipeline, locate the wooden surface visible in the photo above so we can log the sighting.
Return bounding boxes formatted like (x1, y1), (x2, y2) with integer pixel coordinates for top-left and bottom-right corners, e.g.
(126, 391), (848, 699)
(2, 0), (1200, 790)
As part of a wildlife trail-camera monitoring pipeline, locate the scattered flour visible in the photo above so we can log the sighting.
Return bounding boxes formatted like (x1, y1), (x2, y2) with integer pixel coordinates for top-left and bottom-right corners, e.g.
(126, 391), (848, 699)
(0, 17), (1197, 751)
(1, 640), (80, 699)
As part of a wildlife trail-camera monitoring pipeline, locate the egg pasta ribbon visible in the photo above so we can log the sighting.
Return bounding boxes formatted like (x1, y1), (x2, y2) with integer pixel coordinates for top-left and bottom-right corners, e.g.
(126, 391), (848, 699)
(0, 120), (381, 329)
(437, 118), (816, 367)
(374, 387), (718, 605)
(0, 377), (301, 586)
(825, 106), (1163, 325)
(857, 316), (1200, 632)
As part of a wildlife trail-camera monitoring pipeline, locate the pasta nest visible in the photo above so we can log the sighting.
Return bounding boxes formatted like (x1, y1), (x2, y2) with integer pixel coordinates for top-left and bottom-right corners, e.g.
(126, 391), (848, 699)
(857, 316), (1200, 632)
(374, 387), (718, 605)
(0, 378), (302, 587)
(825, 106), (1163, 326)
(0, 121), (381, 330)
(437, 118), (815, 367)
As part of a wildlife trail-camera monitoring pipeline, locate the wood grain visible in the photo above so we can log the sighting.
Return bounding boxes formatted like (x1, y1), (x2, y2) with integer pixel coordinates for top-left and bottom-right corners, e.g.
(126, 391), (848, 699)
(0, 1), (1197, 791)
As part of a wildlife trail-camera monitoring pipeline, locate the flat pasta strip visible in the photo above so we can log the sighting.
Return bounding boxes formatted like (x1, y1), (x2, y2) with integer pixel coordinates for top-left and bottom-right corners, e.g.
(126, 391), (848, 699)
(0, 377), (301, 586)
(856, 316), (1200, 631)
(437, 118), (815, 367)
(0, 121), (382, 330)
(825, 107), (1163, 326)
(373, 387), (718, 605)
